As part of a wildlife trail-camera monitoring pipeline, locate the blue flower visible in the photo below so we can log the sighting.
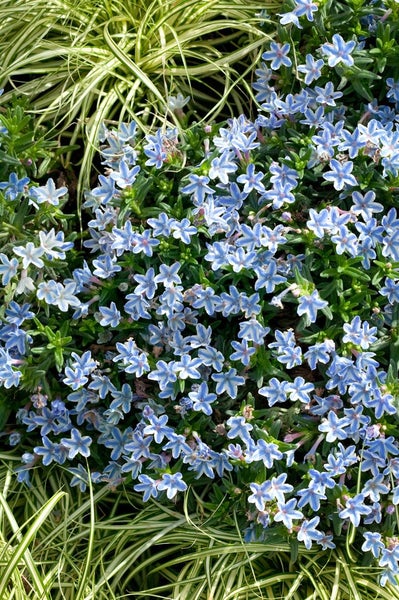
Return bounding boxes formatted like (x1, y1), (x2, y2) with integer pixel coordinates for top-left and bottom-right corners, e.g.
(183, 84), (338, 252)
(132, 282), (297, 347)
(274, 498), (303, 529)
(103, 426), (134, 460)
(143, 413), (174, 444)
(306, 208), (331, 238)
(63, 367), (89, 390)
(338, 127), (365, 159)
(132, 230), (160, 257)
(157, 472), (187, 499)
(226, 416), (253, 442)
(92, 254), (122, 278)
(321, 34), (356, 68)
(331, 225), (358, 256)
(52, 282), (81, 312)
(109, 159), (140, 188)
(157, 285), (184, 317)
(304, 341), (334, 370)
(188, 382), (217, 416)
(254, 261), (287, 293)
(34, 437), (66, 466)
(111, 220), (137, 253)
(132, 268), (157, 299)
(259, 378), (289, 407)
(323, 159), (357, 191)
(0, 172), (30, 200)
(229, 339), (256, 366)
(308, 469), (336, 494)
(318, 411), (350, 442)
(227, 248), (257, 273)
(197, 346), (224, 372)
(91, 174), (116, 204)
(218, 285), (242, 316)
(382, 229), (399, 262)
(181, 174), (213, 204)
(297, 516), (321, 550)
(70, 351), (98, 375)
(379, 547), (399, 581)
(338, 493), (372, 527)
(36, 281), (57, 306)
(13, 242), (44, 269)
(88, 374), (116, 399)
(262, 42), (292, 70)
(212, 369), (245, 399)
(380, 277), (399, 304)
(362, 531), (385, 559)
(251, 439), (283, 468)
(362, 474), (390, 503)
(61, 428), (92, 459)
(38, 229), (73, 260)
(297, 54), (324, 85)
(313, 531), (336, 550)
(187, 323), (212, 348)
(143, 140), (167, 168)
(386, 77), (399, 102)
(238, 319), (270, 344)
(208, 151), (238, 184)
(297, 486), (327, 512)
(248, 481), (273, 511)
(162, 434), (191, 459)
(278, 10), (302, 28)
(109, 383), (134, 413)
(5, 301), (34, 326)
(286, 377), (315, 404)
(124, 431), (153, 460)
(365, 390), (396, 419)
(133, 474), (159, 501)
(29, 178), (68, 206)
(355, 217), (384, 245)
(342, 316), (377, 349)
(124, 293), (152, 320)
(191, 286), (219, 316)
(297, 291), (328, 324)
(314, 82), (343, 107)
(68, 464), (90, 492)
(237, 163), (266, 194)
(147, 212), (176, 237)
(275, 345), (303, 370)
(173, 354), (202, 380)
(154, 262), (182, 286)
(294, 0), (318, 22)
(0, 253), (19, 285)
(98, 302), (121, 327)
(270, 474), (294, 502)
(171, 218), (197, 244)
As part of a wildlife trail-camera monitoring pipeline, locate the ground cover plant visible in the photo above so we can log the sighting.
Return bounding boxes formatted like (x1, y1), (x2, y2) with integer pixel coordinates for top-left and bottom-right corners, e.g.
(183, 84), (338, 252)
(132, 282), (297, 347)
(3, 0), (399, 597)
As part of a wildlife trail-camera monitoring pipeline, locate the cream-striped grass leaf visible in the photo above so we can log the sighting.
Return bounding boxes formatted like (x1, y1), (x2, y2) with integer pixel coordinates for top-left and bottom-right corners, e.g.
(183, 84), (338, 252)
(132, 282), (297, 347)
(0, 488), (66, 599)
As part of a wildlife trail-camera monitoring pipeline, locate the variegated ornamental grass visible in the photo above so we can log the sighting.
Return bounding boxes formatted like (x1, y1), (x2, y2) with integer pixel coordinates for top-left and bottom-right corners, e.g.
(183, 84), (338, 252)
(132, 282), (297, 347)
(0, 0), (277, 199)
(1, 459), (399, 599)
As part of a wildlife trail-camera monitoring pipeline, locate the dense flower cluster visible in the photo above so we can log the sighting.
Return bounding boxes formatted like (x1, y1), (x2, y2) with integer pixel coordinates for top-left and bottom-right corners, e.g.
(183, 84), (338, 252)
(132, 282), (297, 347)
(2, 0), (399, 586)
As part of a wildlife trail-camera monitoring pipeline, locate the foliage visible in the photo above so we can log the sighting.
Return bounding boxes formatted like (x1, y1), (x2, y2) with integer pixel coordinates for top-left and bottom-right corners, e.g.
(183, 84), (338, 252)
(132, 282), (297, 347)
(3, 0), (399, 596)
(1, 459), (399, 599)
(0, 0), (278, 198)
(0, 94), (69, 181)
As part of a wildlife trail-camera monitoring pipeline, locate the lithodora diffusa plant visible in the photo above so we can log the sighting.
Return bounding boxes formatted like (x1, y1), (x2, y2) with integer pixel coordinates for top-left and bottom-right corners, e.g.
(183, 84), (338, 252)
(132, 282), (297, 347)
(0, 0), (278, 196)
(4, 0), (399, 596)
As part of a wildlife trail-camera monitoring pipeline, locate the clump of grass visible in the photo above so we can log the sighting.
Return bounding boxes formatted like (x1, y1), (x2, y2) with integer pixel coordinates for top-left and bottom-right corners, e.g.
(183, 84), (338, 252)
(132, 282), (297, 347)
(0, 0), (277, 196)
(1, 459), (399, 599)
